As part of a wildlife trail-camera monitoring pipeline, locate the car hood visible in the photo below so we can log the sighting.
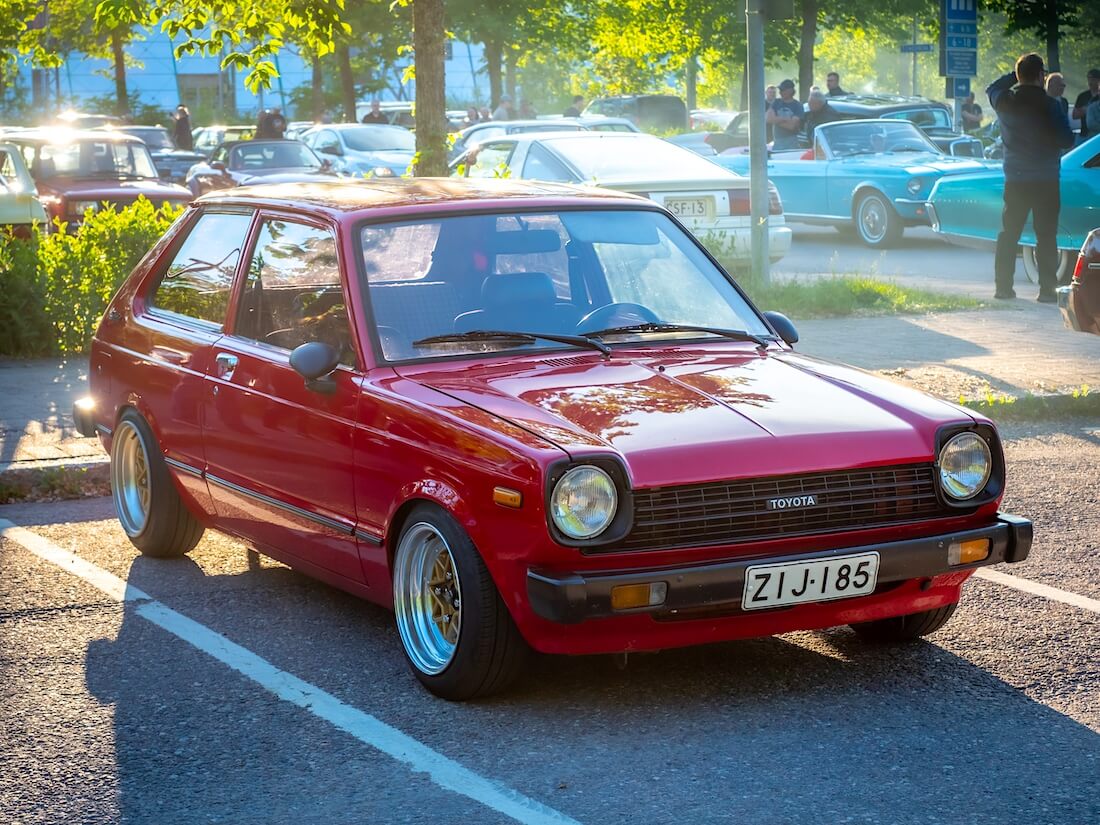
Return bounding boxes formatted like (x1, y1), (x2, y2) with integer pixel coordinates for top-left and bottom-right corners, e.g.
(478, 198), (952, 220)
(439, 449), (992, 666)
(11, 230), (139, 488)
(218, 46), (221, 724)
(347, 148), (415, 169)
(39, 178), (191, 199)
(585, 174), (744, 192)
(836, 153), (996, 176)
(400, 349), (973, 488)
(151, 149), (206, 163)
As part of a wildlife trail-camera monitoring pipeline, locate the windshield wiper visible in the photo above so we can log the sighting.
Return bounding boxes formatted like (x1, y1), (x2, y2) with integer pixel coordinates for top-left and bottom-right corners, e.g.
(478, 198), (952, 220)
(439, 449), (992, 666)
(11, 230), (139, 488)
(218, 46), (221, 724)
(412, 329), (612, 356)
(581, 323), (773, 349)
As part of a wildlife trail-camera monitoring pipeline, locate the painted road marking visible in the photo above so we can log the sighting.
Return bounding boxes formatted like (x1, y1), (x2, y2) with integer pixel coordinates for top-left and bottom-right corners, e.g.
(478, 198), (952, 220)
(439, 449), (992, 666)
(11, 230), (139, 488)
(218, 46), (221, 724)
(975, 568), (1100, 614)
(0, 520), (581, 825)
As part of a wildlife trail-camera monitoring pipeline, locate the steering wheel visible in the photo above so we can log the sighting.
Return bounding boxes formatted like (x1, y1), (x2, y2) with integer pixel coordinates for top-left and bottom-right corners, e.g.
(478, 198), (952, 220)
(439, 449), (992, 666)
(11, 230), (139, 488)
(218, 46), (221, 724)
(575, 302), (661, 334)
(887, 140), (928, 153)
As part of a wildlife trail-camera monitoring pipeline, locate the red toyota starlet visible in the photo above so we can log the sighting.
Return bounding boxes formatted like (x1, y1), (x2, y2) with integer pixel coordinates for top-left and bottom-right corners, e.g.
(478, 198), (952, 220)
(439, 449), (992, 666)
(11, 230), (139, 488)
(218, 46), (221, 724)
(75, 178), (1032, 700)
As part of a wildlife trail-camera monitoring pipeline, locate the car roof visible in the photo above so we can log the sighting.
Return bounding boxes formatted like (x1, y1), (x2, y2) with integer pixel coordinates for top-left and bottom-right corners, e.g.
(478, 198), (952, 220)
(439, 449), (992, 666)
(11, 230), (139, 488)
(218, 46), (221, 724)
(219, 138), (305, 149)
(196, 177), (646, 217)
(828, 95), (950, 113)
(4, 127), (145, 144)
(318, 123), (410, 131)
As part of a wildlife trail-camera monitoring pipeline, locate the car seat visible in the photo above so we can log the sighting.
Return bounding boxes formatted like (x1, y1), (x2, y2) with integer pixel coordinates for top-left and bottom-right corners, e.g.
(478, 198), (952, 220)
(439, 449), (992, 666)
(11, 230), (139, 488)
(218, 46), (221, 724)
(453, 272), (580, 335)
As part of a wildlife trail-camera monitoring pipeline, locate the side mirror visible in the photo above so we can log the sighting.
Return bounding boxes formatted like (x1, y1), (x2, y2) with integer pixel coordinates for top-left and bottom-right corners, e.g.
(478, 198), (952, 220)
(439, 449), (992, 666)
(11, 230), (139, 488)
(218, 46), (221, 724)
(210, 160), (227, 173)
(289, 341), (340, 393)
(320, 144), (341, 156)
(763, 310), (798, 345)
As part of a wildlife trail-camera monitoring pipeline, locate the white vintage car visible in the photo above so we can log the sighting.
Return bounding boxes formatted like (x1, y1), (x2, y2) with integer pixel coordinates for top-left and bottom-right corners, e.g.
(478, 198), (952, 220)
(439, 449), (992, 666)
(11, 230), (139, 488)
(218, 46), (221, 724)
(0, 142), (47, 231)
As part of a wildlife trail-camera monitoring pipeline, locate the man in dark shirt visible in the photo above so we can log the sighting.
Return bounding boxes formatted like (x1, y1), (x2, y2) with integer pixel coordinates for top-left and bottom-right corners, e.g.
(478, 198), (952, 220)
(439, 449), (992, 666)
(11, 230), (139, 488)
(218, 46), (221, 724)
(987, 53), (1075, 302)
(825, 72), (847, 97)
(960, 93), (983, 133)
(1072, 68), (1100, 141)
(563, 95), (584, 118)
(804, 90), (840, 143)
(361, 100), (388, 124)
(767, 79), (804, 150)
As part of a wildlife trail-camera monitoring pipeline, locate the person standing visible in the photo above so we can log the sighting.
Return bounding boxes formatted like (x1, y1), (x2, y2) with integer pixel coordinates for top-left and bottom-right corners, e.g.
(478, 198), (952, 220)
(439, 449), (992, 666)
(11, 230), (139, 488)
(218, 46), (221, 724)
(563, 95), (584, 118)
(361, 100), (388, 124)
(803, 89), (840, 143)
(462, 106), (479, 128)
(763, 84), (777, 143)
(492, 95), (513, 121)
(987, 53), (1075, 302)
(825, 72), (848, 97)
(172, 105), (193, 150)
(960, 92), (983, 133)
(766, 79), (803, 150)
(1072, 68), (1100, 141)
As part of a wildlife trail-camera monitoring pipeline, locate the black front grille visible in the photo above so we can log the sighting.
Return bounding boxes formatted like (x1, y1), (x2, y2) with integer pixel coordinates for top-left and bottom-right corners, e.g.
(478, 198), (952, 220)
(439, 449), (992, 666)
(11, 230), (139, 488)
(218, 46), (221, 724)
(610, 463), (946, 553)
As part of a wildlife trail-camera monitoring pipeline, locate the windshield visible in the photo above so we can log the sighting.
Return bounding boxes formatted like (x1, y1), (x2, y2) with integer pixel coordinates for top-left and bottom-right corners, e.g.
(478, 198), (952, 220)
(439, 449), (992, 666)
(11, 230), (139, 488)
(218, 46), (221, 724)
(545, 135), (731, 181)
(359, 209), (769, 362)
(342, 125), (415, 152)
(820, 121), (941, 157)
(34, 139), (159, 179)
(228, 141), (322, 171)
(123, 128), (174, 151)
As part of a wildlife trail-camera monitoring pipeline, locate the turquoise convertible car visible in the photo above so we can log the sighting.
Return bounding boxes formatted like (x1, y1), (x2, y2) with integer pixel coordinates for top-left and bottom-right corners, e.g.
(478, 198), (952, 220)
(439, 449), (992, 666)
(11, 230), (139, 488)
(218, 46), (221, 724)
(927, 135), (1100, 283)
(714, 120), (999, 247)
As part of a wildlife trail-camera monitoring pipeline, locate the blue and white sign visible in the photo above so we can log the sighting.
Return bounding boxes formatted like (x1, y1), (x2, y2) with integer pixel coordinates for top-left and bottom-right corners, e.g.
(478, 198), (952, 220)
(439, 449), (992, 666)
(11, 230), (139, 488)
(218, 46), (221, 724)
(939, 0), (978, 78)
(900, 43), (935, 54)
(946, 77), (971, 99)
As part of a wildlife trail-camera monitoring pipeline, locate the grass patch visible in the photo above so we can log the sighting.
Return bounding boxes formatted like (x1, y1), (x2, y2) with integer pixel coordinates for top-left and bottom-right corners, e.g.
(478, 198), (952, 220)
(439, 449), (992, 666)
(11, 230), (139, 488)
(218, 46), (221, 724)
(958, 385), (1100, 421)
(0, 463), (109, 504)
(741, 276), (984, 319)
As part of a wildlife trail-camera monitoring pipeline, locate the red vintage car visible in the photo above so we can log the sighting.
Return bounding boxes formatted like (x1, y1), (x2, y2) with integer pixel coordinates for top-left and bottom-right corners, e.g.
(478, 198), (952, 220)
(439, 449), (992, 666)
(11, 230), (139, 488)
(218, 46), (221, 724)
(75, 179), (1032, 700)
(1058, 228), (1100, 336)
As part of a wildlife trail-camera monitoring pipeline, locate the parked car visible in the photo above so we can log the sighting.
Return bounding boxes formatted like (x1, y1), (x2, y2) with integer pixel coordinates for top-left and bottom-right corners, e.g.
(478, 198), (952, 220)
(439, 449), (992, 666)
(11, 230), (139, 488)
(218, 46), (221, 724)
(714, 120), (998, 247)
(55, 111), (121, 130)
(584, 94), (689, 132)
(665, 131), (718, 156)
(354, 100), (415, 127)
(74, 178), (1032, 700)
(928, 134), (1100, 282)
(1058, 228), (1100, 335)
(192, 125), (255, 157)
(690, 109), (737, 130)
(707, 96), (984, 157)
(100, 125), (206, 184)
(300, 123), (415, 177)
(0, 141), (47, 232)
(451, 131), (791, 264)
(450, 117), (639, 160)
(185, 139), (336, 195)
(4, 128), (191, 227)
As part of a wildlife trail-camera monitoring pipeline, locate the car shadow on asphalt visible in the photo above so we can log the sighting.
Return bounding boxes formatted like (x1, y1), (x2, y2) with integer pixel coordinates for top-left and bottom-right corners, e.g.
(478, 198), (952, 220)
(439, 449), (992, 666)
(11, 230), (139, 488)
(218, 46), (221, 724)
(83, 549), (1099, 824)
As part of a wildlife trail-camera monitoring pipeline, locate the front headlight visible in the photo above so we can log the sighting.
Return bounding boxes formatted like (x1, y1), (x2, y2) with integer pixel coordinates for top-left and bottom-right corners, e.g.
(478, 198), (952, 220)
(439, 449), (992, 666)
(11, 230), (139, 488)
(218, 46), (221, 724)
(369, 166), (396, 178)
(550, 465), (617, 539)
(69, 200), (100, 216)
(906, 178), (923, 196)
(939, 432), (992, 500)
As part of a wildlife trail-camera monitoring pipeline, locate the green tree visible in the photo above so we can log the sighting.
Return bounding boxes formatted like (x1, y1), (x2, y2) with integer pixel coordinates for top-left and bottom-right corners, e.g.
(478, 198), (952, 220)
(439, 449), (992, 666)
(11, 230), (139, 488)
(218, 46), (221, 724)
(986, 0), (1083, 72)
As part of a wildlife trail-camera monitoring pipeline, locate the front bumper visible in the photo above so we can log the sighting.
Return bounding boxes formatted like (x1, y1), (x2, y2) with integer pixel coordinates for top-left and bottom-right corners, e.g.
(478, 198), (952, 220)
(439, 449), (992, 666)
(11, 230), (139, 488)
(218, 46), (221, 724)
(527, 513), (1031, 625)
(893, 197), (934, 225)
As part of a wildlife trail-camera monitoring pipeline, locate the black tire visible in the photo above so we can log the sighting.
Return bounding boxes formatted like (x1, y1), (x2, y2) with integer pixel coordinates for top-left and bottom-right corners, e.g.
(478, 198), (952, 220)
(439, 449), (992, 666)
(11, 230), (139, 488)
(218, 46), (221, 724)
(392, 503), (529, 700)
(850, 603), (958, 643)
(110, 409), (204, 558)
(853, 191), (903, 248)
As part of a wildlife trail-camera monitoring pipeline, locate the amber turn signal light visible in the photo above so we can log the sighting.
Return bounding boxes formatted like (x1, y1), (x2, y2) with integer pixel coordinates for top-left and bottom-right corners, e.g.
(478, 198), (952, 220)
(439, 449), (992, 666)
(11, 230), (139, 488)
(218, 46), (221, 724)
(948, 538), (990, 566)
(492, 487), (522, 508)
(610, 582), (668, 611)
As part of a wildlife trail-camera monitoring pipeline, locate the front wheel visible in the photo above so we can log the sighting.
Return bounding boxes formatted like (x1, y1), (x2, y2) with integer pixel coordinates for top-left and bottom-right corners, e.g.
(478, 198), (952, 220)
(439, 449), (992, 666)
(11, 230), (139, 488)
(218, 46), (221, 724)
(1020, 246), (1075, 285)
(853, 192), (903, 248)
(392, 504), (528, 700)
(849, 603), (957, 643)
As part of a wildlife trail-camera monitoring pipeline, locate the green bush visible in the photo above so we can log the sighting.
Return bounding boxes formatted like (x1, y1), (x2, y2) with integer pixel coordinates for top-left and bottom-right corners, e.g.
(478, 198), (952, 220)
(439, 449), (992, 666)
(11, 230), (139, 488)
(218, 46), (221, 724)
(0, 198), (183, 356)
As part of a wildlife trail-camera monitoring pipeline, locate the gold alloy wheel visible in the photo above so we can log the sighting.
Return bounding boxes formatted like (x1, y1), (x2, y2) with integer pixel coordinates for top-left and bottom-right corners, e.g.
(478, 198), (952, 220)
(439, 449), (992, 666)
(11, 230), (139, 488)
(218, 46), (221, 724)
(111, 420), (152, 537)
(393, 522), (463, 675)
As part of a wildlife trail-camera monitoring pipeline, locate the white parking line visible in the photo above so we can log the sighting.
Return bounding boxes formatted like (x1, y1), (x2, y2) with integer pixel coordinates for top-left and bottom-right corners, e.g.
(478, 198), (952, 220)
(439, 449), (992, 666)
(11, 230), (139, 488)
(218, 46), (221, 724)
(0, 520), (581, 825)
(975, 568), (1100, 614)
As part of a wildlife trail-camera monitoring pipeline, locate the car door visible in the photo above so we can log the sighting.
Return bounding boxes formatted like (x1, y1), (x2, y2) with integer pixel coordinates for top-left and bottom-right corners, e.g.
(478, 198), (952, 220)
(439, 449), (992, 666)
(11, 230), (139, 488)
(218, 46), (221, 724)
(0, 145), (45, 225)
(201, 212), (364, 584)
(1059, 149), (1100, 248)
(463, 140), (517, 177)
(130, 208), (254, 516)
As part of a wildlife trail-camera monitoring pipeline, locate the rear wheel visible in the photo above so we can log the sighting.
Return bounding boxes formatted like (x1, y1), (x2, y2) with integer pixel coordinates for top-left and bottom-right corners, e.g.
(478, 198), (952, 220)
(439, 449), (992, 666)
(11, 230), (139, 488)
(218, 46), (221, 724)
(853, 192), (903, 248)
(110, 410), (204, 557)
(392, 504), (528, 700)
(850, 603), (958, 643)
(1021, 246), (1075, 286)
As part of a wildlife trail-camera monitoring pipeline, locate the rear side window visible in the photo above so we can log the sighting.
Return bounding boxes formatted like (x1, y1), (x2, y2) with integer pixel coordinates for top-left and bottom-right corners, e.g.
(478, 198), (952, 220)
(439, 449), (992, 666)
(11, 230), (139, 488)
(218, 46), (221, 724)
(150, 211), (252, 326)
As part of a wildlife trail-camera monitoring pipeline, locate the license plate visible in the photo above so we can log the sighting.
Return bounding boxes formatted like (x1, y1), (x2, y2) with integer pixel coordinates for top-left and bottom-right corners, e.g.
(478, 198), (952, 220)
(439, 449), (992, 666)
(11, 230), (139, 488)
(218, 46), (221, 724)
(665, 197), (714, 219)
(741, 552), (879, 610)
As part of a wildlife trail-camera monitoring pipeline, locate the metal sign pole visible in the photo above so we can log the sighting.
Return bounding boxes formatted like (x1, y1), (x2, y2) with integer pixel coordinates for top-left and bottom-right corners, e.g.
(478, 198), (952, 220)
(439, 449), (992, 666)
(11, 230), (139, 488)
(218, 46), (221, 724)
(746, 0), (769, 286)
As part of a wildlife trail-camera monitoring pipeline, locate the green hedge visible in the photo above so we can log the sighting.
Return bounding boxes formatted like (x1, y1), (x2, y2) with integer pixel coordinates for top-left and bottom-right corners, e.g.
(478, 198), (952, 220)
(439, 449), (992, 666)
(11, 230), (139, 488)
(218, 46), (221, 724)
(0, 198), (184, 356)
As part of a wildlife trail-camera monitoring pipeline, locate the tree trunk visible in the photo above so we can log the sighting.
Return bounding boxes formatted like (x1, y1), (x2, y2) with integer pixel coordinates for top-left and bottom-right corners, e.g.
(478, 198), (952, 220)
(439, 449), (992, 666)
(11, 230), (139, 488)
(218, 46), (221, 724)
(798, 0), (817, 102)
(505, 48), (517, 102)
(412, 0), (447, 176)
(1045, 0), (1060, 72)
(111, 30), (128, 117)
(685, 53), (697, 110)
(484, 39), (502, 108)
(311, 55), (324, 122)
(337, 44), (356, 122)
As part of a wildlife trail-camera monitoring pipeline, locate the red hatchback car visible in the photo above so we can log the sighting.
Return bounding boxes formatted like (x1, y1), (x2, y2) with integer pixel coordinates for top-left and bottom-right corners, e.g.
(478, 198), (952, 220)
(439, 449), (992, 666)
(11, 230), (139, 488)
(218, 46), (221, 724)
(76, 179), (1032, 699)
(1058, 228), (1100, 336)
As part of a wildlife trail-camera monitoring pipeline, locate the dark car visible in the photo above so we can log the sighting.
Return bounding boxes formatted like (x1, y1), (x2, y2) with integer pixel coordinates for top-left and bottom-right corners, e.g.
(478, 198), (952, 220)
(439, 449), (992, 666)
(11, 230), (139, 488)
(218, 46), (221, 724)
(1058, 228), (1100, 335)
(185, 139), (335, 195)
(708, 96), (984, 157)
(103, 125), (206, 184)
(74, 178), (1030, 700)
(5, 128), (191, 227)
(583, 95), (689, 132)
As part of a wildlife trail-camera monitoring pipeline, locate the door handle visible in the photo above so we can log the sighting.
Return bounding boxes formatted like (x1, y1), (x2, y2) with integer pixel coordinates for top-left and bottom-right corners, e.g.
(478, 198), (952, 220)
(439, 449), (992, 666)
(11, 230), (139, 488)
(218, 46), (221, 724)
(215, 352), (238, 380)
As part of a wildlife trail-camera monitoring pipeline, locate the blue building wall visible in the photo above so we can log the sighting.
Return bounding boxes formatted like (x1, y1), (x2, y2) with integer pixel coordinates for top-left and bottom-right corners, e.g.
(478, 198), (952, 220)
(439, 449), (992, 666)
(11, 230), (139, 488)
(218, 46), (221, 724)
(15, 29), (488, 121)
